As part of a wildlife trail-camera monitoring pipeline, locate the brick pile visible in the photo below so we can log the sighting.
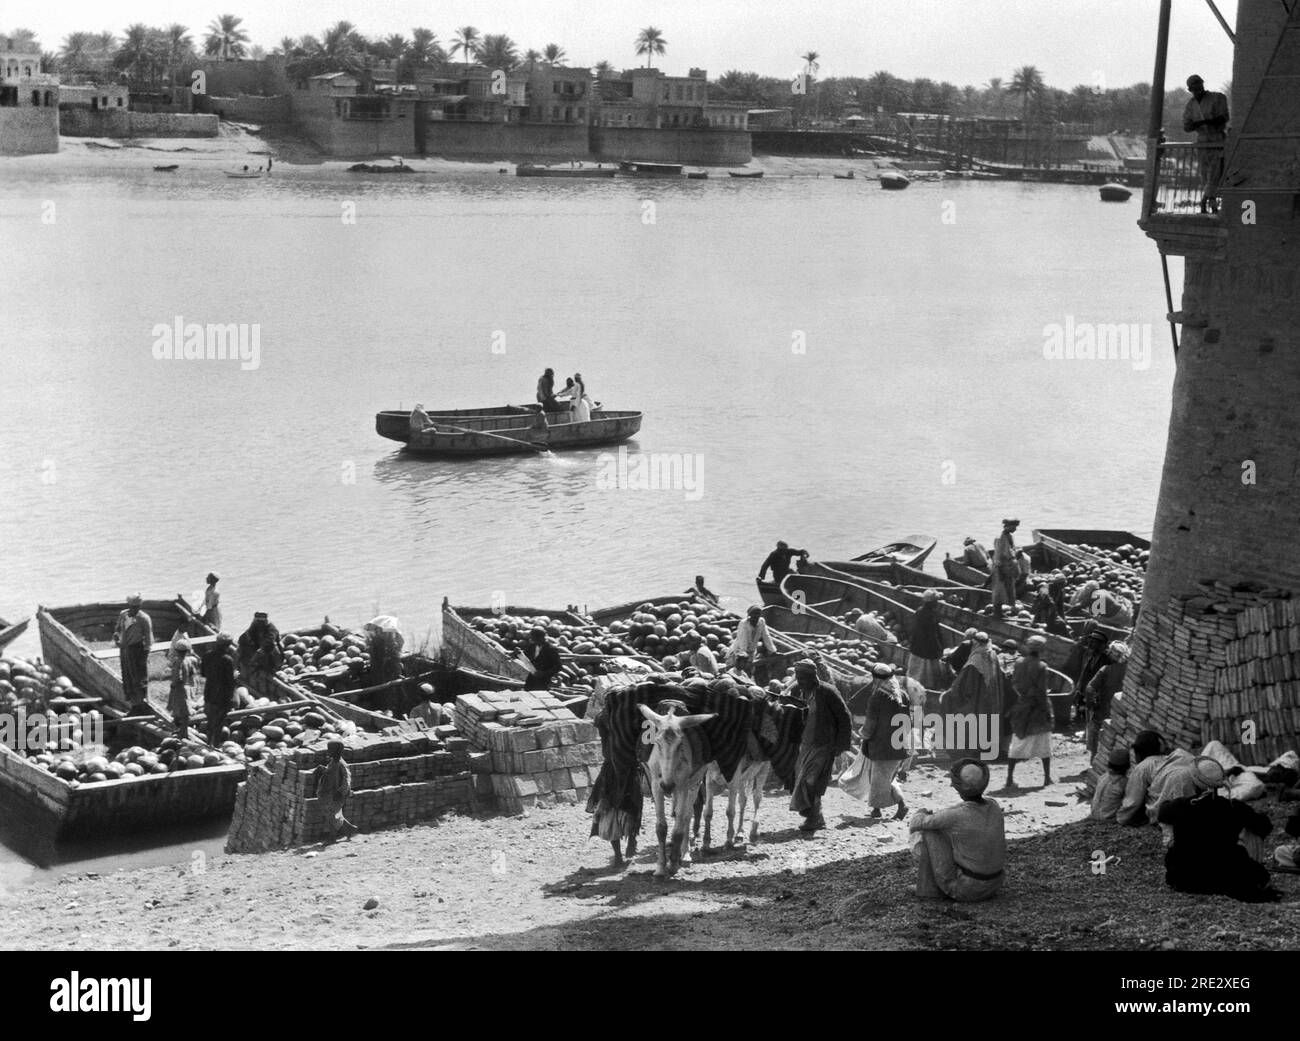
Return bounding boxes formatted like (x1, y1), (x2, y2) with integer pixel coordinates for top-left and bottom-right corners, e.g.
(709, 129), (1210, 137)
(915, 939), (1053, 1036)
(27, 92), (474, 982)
(1095, 579), (1299, 782)
(226, 725), (476, 853)
(453, 691), (604, 815)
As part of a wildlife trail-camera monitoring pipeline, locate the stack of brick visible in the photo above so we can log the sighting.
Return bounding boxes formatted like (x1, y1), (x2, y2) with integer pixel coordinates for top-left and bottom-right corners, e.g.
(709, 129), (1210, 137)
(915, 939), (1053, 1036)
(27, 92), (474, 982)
(226, 725), (475, 853)
(1094, 580), (1298, 784)
(453, 691), (604, 815)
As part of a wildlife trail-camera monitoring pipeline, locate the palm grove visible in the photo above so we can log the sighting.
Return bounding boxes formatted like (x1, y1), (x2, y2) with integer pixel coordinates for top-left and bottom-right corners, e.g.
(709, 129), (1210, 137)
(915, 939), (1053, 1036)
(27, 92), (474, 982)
(12, 18), (1183, 132)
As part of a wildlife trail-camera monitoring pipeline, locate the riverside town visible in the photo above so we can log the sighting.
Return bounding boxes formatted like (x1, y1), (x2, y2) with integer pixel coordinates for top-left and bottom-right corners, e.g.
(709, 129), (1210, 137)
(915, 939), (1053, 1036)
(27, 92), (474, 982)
(1, 0), (1297, 1002)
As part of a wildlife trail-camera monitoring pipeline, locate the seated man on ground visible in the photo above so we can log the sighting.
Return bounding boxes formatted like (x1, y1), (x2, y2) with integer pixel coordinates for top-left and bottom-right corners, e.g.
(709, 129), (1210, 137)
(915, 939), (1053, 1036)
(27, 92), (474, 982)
(1117, 729), (1174, 826)
(1091, 746), (1130, 821)
(909, 758), (1005, 902)
(1158, 757), (1277, 903)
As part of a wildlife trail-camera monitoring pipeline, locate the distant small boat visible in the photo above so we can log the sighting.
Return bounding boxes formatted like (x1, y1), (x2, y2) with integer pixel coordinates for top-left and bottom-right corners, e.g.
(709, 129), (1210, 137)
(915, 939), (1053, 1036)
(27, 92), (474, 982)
(619, 160), (683, 178)
(686, 171), (709, 180)
(153, 164), (178, 172)
(834, 170), (855, 179)
(516, 163), (614, 178)
(879, 171), (910, 190)
(225, 169), (265, 179)
(851, 535), (937, 569)
(728, 170), (763, 179)
(1099, 182), (1133, 202)
(348, 162), (411, 174)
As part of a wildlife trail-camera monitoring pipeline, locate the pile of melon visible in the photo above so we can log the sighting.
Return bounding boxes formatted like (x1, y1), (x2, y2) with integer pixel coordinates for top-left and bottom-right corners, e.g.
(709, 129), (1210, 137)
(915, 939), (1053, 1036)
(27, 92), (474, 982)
(470, 615), (636, 659)
(28, 736), (231, 786)
(277, 628), (371, 683)
(219, 706), (357, 762)
(606, 601), (739, 662)
(802, 627), (887, 670)
(0, 655), (67, 709)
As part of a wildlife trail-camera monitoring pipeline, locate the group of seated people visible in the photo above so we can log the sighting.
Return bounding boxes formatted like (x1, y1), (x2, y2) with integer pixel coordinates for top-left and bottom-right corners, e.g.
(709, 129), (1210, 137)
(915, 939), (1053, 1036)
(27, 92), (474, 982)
(1091, 730), (1283, 902)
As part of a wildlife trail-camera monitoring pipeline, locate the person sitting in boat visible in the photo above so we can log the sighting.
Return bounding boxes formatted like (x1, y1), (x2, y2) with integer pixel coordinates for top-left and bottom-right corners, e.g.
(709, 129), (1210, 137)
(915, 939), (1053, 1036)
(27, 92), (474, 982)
(727, 605), (777, 677)
(683, 575), (719, 605)
(409, 403), (438, 436)
(961, 537), (990, 570)
(408, 683), (449, 727)
(758, 540), (809, 585)
(566, 373), (593, 422)
(523, 627), (563, 690)
(849, 608), (896, 644)
(536, 368), (559, 411)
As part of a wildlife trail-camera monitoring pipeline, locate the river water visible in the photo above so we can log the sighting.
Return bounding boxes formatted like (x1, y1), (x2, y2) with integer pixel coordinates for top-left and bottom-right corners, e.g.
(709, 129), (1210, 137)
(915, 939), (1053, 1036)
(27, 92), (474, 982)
(0, 161), (1175, 879)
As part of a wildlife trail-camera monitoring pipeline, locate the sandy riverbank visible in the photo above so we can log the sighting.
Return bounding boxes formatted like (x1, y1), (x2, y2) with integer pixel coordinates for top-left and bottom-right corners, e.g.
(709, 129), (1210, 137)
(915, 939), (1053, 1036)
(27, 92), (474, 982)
(2, 734), (1296, 950)
(1, 123), (902, 180)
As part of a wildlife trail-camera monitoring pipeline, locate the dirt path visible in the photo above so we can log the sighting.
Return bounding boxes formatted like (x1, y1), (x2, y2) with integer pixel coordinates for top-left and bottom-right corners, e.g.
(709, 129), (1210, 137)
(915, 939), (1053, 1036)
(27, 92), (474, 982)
(3, 734), (1298, 950)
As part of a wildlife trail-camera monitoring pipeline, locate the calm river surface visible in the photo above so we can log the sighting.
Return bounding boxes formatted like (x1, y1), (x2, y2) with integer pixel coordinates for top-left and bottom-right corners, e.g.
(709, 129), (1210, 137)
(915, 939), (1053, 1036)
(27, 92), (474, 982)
(0, 161), (1174, 877)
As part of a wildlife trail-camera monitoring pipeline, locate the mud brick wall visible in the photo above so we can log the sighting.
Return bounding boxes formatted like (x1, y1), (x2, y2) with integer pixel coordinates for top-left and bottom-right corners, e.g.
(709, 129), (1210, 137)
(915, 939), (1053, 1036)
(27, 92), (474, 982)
(1093, 581), (1300, 784)
(454, 692), (603, 815)
(226, 728), (474, 852)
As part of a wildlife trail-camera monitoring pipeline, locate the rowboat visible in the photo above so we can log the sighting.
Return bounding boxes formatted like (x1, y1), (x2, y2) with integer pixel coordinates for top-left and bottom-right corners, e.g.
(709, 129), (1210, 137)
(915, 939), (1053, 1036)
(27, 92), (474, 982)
(347, 162), (411, 174)
(686, 171), (709, 179)
(225, 170), (264, 178)
(774, 568), (1077, 671)
(756, 556), (955, 609)
(153, 163), (178, 171)
(0, 615), (30, 650)
(517, 163), (615, 178)
(381, 408), (643, 457)
(1029, 528), (1150, 574)
(853, 535), (937, 568)
(727, 170), (763, 179)
(879, 171), (910, 190)
(1099, 182), (1133, 202)
(942, 555), (991, 588)
(618, 160), (683, 177)
(833, 171), (856, 179)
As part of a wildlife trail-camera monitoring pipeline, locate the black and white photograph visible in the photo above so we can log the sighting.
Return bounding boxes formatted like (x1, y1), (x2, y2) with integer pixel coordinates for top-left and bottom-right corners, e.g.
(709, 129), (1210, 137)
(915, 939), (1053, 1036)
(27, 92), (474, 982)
(0, 0), (1295, 999)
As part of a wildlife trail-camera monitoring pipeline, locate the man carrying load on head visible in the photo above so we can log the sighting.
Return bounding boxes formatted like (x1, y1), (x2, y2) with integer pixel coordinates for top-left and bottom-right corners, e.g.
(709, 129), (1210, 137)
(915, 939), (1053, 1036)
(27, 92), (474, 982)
(114, 594), (154, 712)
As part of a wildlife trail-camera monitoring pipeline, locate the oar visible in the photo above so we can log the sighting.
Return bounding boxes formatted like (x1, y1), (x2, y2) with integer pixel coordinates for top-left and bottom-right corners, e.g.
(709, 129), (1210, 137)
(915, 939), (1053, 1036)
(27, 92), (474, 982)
(432, 423), (550, 454)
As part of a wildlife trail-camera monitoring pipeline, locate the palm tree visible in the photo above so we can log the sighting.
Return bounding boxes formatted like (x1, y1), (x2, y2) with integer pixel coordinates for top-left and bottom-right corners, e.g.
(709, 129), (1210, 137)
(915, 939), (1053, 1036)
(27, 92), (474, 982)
(321, 21), (365, 74)
(1009, 64), (1045, 164)
(204, 14), (249, 59)
(799, 51), (820, 121)
(475, 34), (518, 71)
(93, 31), (117, 61)
(163, 24), (193, 83)
(115, 24), (166, 89)
(542, 43), (565, 66)
(523, 49), (542, 71)
(634, 26), (666, 68)
(381, 34), (408, 62)
(276, 36), (298, 56)
(409, 27), (442, 65)
(452, 25), (480, 69)
(59, 31), (93, 74)
(594, 59), (613, 77)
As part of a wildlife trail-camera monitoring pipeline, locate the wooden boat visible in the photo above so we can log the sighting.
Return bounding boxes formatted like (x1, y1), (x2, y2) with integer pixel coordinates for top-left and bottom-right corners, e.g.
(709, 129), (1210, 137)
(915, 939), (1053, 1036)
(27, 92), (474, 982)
(1099, 182), (1133, 202)
(776, 569), (1077, 671)
(618, 160), (683, 177)
(225, 169), (265, 179)
(686, 171), (709, 179)
(852, 535), (937, 569)
(348, 161), (412, 174)
(942, 555), (991, 588)
(1030, 528), (1149, 574)
(390, 409), (643, 458)
(0, 711), (245, 849)
(879, 171), (910, 190)
(756, 557), (951, 609)
(727, 170), (764, 179)
(517, 163), (615, 178)
(833, 171), (856, 179)
(0, 615), (30, 650)
(153, 163), (178, 171)
(376, 405), (558, 442)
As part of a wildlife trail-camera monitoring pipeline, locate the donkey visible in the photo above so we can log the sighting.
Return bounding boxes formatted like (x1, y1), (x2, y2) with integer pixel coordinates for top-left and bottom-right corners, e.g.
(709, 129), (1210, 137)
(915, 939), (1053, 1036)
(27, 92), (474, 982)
(638, 702), (715, 879)
(701, 754), (771, 850)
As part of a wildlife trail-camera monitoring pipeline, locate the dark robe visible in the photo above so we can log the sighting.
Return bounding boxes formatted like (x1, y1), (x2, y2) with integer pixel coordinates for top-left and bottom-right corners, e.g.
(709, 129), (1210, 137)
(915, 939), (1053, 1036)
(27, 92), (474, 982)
(524, 640), (562, 689)
(790, 682), (851, 816)
(908, 603), (946, 660)
(947, 639), (974, 675)
(1158, 794), (1274, 901)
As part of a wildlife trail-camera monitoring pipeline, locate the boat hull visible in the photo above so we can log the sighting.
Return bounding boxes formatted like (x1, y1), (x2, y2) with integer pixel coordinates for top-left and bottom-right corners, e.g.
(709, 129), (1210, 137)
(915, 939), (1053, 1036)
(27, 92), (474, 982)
(1030, 528), (1149, 574)
(517, 165), (615, 178)
(0, 616), (30, 650)
(393, 410), (643, 457)
(852, 535), (937, 568)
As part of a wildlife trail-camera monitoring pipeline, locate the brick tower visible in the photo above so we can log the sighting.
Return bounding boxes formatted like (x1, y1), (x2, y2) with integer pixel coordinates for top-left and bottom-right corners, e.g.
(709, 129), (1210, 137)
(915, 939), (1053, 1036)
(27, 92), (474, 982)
(1097, 0), (1300, 773)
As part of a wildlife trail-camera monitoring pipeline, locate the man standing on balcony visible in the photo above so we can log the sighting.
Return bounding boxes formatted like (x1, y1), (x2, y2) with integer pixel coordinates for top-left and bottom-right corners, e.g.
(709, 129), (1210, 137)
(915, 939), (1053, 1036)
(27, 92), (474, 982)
(1182, 74), (1228, 214)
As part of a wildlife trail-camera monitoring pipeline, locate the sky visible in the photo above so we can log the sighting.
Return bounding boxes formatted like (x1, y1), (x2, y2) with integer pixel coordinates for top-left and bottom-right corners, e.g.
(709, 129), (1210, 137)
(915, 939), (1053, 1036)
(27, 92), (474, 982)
(4, 0), (1237, 91)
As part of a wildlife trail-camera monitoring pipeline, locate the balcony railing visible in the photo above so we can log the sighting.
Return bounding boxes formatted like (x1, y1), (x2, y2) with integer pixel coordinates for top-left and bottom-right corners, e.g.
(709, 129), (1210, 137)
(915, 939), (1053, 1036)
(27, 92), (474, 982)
(1146, 141), (1226, 216)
